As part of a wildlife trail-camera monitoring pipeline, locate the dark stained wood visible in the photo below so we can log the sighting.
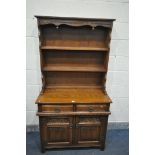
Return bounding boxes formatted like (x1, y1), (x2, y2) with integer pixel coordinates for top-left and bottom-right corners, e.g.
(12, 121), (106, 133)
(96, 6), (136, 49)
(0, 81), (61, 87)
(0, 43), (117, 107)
(37, 112), (111, 116)
(40, 117), (73, 150)
(76, 116), (102, 145)
(39, 118), (45, 153)
(41, 105), (73, 112)
(76, 104), (109, 112)
(35, 16), (115, 152)
(100, 116), (109, 150)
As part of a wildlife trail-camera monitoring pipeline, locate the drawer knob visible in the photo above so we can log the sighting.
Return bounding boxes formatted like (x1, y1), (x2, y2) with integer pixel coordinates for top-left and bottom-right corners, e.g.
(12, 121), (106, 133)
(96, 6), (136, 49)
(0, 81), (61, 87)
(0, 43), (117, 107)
(54, 108), (61, 113)
(88, 106), (94, 112)
(76, 125), (79, 128)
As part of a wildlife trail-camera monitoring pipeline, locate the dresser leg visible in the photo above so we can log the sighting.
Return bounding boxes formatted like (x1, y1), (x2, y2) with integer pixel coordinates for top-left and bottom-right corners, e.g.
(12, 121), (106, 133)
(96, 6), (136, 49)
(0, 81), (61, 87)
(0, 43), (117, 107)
(39, 117), (46, 153)
(41, 146), (45, 153)
(100, 148), (105, 151)
(100, 116), (108, 151)
(100, 143), (105, 151)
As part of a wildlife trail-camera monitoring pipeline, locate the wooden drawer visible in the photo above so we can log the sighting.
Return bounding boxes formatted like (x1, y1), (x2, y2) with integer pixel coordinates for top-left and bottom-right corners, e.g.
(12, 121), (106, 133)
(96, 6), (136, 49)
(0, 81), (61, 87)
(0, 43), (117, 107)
(76, 104), (109, 112)
(40, 105), (73, 113)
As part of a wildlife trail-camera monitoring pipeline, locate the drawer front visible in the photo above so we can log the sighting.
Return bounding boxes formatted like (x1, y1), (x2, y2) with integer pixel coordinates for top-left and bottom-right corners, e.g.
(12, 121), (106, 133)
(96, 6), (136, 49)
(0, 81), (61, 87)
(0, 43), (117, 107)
(41, 105), (73, 113)
(76, 104), (109, 112)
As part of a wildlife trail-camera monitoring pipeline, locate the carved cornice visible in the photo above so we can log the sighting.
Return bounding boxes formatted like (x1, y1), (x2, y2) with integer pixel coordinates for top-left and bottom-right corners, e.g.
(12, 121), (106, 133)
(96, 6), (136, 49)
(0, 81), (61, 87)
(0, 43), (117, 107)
(38, 18), (113, 29)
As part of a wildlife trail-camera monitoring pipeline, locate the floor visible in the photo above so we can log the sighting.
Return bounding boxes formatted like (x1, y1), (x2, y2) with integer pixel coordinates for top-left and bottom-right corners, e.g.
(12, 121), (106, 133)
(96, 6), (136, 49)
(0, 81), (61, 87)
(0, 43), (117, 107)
(26, 129), (129, 155)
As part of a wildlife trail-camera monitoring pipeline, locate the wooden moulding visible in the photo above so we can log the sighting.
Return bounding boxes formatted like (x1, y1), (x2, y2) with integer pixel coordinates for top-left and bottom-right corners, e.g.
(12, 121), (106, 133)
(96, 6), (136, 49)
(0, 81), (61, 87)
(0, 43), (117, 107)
(37, 111), (111, 116)
(35, 16), (115, 29)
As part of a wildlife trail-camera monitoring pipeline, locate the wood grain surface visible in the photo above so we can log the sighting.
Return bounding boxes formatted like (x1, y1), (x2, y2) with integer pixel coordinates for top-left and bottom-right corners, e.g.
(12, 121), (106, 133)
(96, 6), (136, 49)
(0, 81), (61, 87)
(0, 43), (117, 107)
(36, 88), (112, 104)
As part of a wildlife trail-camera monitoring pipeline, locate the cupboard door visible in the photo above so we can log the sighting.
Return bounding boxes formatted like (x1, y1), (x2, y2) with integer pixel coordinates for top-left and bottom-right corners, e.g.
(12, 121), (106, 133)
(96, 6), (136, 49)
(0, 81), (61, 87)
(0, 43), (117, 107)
(75, 116), (102, 145)
(40, 117), (73, 147)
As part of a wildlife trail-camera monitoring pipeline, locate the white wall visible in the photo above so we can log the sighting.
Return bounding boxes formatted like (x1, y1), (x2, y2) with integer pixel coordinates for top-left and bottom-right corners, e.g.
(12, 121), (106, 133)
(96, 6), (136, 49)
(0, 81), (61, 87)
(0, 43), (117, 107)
(26, 0), (129, 125)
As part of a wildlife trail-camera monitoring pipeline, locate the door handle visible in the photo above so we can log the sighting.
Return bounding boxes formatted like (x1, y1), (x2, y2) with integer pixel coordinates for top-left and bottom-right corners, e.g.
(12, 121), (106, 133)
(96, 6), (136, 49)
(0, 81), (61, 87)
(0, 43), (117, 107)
(76, 125), (79, 128)
(88, 106), (94, 112)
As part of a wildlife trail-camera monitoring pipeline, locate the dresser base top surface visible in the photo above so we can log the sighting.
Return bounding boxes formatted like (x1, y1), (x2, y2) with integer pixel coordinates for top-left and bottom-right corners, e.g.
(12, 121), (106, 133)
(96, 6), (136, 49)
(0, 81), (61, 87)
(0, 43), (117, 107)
(36, 88), (112, 104)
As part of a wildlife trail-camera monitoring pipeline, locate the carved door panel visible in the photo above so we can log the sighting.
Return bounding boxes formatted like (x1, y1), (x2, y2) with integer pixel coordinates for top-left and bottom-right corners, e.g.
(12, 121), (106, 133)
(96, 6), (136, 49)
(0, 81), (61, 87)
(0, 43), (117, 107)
(40, 117), (73, 147)
(75, 116), (103, 145)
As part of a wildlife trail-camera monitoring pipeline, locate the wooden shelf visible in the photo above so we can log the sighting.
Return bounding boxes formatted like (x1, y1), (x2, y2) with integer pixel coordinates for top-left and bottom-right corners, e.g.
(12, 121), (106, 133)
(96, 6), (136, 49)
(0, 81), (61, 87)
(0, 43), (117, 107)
(41, 46), (109, 51)
(42, 64), (106, 72)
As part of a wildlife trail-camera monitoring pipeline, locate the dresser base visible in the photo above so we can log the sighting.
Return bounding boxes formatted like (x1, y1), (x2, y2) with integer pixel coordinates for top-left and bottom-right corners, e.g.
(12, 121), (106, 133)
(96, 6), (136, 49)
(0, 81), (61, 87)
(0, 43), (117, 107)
(41, 145), (105, 153)
(38, 114), (108, 153)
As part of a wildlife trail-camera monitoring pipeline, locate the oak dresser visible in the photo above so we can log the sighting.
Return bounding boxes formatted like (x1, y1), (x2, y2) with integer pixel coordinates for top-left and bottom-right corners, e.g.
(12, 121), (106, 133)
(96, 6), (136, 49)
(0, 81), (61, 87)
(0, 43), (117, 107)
(35, 16), (115, 152)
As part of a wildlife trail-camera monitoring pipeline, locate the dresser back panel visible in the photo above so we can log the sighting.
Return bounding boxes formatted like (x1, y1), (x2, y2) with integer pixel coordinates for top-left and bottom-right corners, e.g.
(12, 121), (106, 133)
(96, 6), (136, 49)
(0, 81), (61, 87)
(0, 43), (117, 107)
(43, 50), (106, 67)
(41, 25), (109, 48)
(45, 72), (104, 88)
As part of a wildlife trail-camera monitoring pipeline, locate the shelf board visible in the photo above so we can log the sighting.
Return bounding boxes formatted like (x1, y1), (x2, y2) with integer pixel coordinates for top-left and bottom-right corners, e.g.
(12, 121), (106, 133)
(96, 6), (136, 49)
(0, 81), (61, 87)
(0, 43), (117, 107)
(41, 46), (109, 51)
(42, 64), (106, 72)
(45, 85), (103, 89)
